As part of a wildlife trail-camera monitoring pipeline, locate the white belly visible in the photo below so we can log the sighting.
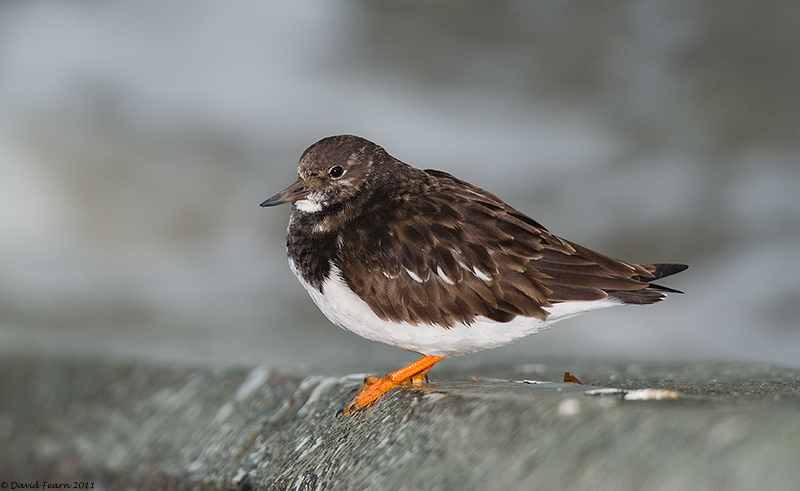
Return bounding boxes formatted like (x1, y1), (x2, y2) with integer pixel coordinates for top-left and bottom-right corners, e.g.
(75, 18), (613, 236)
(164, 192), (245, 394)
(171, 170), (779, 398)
(289, 259), (620, 357)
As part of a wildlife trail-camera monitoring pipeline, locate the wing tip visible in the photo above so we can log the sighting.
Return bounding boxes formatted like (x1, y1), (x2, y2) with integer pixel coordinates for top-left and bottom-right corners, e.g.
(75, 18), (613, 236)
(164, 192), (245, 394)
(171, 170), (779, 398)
(652, 263), (689, 279)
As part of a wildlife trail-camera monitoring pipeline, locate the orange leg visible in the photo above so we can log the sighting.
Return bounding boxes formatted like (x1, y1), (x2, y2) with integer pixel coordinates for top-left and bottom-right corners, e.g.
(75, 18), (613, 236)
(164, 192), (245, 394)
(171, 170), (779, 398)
(343, 355), (445, 415)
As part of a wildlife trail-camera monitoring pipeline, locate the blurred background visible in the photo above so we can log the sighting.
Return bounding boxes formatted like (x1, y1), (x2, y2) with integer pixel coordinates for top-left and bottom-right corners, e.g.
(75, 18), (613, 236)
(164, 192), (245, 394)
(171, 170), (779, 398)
(1, 1), (798, 371)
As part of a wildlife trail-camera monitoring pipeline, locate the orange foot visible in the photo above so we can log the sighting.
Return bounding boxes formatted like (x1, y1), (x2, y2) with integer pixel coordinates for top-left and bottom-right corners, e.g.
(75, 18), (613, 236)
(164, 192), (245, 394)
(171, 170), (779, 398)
(343, 355), (445, 416)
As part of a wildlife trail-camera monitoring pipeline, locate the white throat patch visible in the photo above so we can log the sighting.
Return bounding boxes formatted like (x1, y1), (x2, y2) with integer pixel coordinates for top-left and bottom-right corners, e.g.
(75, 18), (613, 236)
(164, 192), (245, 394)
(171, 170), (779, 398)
(294, 199), (323, 213)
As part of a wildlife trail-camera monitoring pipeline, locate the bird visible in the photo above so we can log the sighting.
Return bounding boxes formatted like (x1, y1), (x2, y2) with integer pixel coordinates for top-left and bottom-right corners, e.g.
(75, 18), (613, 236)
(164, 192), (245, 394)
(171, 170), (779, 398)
(260, 135), (687, 415)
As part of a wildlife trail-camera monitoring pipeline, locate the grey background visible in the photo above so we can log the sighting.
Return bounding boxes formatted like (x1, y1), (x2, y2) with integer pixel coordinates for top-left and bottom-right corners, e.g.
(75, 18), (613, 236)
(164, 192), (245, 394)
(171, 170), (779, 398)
(1, 1), (798, 370)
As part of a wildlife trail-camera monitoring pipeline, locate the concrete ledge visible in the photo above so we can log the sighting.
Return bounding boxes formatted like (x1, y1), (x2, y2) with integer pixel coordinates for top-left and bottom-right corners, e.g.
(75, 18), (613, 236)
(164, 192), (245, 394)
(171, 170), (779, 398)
(1, 356), (799, 490)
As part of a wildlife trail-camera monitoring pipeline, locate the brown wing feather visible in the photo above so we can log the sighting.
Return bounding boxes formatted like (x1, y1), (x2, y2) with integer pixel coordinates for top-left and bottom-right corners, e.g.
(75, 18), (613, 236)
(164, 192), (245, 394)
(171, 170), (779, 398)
(337, 168), (683, 328)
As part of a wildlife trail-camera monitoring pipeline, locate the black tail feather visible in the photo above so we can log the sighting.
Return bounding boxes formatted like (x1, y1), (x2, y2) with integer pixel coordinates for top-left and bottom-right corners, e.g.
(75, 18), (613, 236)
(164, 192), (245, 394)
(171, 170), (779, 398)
(609, 263), (687, 305)
(647, 282), (684, 294)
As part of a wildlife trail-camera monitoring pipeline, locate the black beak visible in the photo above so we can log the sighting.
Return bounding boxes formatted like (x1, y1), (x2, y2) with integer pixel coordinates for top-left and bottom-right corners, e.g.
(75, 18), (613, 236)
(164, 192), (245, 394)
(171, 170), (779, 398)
(260, 177), (308, 207)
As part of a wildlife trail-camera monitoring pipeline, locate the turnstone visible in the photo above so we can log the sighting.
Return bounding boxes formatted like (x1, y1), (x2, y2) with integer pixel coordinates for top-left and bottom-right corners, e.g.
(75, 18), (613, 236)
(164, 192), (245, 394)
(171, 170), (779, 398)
(261, 135), (687, 415)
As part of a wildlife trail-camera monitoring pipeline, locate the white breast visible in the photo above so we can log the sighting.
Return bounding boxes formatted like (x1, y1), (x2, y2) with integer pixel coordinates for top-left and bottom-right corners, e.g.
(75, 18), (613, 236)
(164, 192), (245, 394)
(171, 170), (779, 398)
(289, 259), (620, 357)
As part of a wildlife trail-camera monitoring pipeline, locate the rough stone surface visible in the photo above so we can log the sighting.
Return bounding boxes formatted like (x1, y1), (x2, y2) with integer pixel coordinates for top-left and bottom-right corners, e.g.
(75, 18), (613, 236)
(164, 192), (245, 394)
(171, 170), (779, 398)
(1, 356), (799, 490)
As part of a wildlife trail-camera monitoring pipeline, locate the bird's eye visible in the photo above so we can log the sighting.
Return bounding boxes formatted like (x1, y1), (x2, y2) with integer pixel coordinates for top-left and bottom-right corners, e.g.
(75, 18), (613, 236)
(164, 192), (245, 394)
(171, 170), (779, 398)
(329, 165), (344, 179)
